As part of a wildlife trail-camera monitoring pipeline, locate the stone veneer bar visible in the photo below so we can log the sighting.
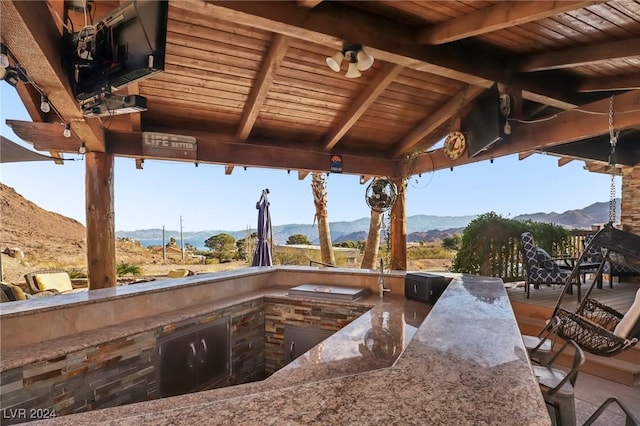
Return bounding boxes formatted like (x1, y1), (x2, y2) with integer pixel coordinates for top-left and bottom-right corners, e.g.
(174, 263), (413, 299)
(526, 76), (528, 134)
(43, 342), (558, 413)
(0, 267), (550, 425)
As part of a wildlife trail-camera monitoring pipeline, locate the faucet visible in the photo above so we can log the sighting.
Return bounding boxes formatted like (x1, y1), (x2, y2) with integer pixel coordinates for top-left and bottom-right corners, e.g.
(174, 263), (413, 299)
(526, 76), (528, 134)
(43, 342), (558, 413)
(379, 258), (390, 298)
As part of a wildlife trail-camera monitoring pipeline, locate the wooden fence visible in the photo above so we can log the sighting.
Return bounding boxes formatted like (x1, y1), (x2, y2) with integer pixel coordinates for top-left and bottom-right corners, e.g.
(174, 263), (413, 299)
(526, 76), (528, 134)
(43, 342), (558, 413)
(490, 229), (598, 282)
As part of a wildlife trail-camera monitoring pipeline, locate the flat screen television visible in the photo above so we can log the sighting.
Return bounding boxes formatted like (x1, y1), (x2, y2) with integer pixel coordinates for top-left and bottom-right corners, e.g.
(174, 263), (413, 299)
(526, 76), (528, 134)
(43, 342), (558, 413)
(65, 0), (169, 104)
(462, 84), (509, 158)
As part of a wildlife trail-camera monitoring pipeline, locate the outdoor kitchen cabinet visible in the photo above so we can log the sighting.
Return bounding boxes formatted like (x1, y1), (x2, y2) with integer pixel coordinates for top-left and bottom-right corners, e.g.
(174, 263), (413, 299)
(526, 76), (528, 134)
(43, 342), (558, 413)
(156, 317), (230, 398)
(284, 324), (334, 363)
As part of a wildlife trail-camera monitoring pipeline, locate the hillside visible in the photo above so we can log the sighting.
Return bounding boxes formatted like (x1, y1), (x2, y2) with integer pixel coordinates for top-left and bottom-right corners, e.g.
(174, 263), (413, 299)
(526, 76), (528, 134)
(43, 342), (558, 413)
(0, 183), (184, 284)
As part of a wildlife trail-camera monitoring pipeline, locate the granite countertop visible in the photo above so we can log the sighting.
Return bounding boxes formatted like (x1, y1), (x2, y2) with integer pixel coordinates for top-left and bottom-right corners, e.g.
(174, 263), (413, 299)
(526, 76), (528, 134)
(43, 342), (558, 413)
(25, 274), (550, 425)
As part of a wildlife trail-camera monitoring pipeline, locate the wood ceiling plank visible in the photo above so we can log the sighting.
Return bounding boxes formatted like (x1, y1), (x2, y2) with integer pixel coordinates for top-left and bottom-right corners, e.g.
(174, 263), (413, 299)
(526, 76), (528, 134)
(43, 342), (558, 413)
(163, 64), (254, 89)
(141, 86), (246, 110)
(178, 0), (573, 107)
(391, 85), (484, 158)
(579, 72), (640, 92)
(520, 38), (640, 72)
(237, 34), (291, 141)
(165, 44), (261, 71)
(418, 1), (595, 44)
(322, 63), (404, 150)
(165, 54), (258, 80)
(1, 1), (105, 152)
(148, 73), (252, 95)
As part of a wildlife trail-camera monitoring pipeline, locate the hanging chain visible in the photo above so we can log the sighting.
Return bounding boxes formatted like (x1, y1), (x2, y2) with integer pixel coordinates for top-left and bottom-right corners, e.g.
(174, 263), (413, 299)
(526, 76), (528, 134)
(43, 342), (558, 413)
(608, 96), (619, 224)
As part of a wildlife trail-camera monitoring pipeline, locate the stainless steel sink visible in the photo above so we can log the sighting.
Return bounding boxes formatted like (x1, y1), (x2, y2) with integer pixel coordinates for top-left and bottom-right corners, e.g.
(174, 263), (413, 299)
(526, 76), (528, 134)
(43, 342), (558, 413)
(288, 284), (370, 301)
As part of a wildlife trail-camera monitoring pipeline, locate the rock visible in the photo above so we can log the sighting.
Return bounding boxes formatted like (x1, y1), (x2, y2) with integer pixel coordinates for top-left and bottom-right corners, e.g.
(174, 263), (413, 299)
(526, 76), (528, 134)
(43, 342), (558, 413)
(3, 247), (24, 259)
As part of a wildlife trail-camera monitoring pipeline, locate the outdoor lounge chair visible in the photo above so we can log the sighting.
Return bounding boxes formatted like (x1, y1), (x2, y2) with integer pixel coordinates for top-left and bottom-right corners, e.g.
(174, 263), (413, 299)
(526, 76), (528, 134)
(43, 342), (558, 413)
(520, 232), (577, 299)
(24, 271), (86, 295)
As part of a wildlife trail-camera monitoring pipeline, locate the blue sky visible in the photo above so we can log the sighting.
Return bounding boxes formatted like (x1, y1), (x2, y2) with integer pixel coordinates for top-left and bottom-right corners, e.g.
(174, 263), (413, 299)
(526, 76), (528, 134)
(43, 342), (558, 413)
(1, 86), (620, 233)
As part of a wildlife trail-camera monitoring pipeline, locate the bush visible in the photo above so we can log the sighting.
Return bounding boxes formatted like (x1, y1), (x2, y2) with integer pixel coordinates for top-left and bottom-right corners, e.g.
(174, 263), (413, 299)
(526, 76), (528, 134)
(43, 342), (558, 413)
(451, 212), (569, 276)
(116, 261), (141, 277)
(65, 268), (87, 279)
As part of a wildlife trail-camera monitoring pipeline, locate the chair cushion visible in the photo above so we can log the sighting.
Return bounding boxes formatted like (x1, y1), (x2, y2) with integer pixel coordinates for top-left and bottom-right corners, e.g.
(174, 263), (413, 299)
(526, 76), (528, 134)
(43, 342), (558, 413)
(34, 272), (74, 293)
(167, 269), (191, 278)
(535, 247), (555, 269)
(614, 289), (640, 338)
(0, 283), (28, 301)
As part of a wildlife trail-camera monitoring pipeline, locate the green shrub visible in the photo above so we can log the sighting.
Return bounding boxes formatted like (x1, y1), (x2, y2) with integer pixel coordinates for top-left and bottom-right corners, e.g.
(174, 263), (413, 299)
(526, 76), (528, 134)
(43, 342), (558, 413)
(451, 212), (569, 276)
(65, 268), (87, 279)
(116, 261), (141, 277)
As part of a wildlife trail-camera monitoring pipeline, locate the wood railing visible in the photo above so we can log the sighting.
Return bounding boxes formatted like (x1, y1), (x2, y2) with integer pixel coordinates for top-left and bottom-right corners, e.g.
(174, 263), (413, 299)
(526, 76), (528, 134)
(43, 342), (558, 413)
(486, 230), (598, 282)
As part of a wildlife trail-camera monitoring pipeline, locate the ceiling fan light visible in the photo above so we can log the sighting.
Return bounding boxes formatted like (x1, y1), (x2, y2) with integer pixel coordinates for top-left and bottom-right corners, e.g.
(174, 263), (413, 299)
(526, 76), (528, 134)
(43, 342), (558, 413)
(345, 61), (361, 78)
(326, 52), (344, 72)
(356, 49), (374, 71)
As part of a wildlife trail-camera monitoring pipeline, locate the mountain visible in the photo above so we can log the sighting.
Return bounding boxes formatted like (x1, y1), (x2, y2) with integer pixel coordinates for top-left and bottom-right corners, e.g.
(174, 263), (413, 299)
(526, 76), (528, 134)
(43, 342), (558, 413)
(116, 200), (618, 249)
(513, 200), (620, 230)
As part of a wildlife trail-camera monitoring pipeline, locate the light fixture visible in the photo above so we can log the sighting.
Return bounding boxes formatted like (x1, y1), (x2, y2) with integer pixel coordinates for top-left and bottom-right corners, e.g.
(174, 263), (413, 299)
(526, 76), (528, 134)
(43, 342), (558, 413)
(0, 66), (19, 87)
(40, 95), (51, 113)
(345, 60), (361, 79)
(356, 48), (374, 71)
(0, 44), (9, 69)
(325, 43), (374, 78)
(63, 123), (72, 138)
(326, 51), (344, 72)
(79, 142), (86, 155)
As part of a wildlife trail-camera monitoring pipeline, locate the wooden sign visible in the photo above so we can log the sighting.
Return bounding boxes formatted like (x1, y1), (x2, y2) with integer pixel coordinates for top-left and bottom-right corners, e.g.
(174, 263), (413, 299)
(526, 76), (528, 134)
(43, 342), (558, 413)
(142, 132), (197, 160)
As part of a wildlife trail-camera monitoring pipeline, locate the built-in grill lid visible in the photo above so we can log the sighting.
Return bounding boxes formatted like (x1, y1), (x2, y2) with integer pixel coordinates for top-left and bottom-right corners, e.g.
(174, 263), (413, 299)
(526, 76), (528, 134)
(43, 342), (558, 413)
(288, 284), (370, 301)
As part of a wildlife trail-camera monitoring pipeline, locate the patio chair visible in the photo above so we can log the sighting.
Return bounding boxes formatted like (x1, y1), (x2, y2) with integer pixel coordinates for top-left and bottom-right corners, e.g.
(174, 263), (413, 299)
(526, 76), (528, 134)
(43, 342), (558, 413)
(520, 232), (577, 299)
(533, 340), (585, 426)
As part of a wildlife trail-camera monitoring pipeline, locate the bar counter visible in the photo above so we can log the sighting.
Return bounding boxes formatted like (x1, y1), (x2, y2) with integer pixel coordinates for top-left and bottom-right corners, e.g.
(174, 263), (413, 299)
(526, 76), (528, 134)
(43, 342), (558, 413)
(0, 268), (549, 425)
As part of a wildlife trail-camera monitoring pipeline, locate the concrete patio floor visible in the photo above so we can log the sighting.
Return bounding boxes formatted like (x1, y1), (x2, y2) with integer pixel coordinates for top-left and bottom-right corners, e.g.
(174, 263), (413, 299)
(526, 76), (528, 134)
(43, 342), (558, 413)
(574, 372), (639, 425)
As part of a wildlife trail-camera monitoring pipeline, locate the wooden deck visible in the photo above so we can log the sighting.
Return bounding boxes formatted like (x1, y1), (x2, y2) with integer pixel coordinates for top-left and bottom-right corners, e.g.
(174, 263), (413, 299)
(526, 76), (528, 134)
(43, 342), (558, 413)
(507, 279), (640, 315)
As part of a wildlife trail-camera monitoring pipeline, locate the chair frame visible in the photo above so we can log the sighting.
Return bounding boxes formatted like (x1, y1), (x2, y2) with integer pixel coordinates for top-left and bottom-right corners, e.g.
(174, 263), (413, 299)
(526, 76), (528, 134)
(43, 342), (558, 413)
(534, 340), (585, 426)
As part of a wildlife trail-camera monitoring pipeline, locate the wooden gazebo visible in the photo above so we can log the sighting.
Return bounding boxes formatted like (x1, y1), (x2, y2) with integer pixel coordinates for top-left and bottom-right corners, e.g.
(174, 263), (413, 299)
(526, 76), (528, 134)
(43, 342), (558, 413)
(2, 0), (640, 288)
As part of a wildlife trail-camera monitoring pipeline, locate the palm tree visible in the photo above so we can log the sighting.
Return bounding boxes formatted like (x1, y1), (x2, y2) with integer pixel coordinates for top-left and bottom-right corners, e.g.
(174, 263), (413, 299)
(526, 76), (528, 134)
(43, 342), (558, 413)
(360, 208), (382, 269)
(311, 172), (335, 265)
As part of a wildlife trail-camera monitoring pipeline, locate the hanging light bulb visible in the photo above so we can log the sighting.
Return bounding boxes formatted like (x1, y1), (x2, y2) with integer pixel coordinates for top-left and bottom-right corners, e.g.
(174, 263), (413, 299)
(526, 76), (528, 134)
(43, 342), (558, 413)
(63, 123), (72, 138)
(40, 95), (50, 113)
(345, 60), (361, 78)
(356, 48), (374, 71)
(325, 51), (344, 72)
(0, 44), (9, 69)
(79, 142), (86, 155)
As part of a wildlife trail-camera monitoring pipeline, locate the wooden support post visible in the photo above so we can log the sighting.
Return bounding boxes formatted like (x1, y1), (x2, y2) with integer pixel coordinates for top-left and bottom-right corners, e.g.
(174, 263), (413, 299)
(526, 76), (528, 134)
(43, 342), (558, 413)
(390, 177), (407, 271)
(86, 151), (116, 289)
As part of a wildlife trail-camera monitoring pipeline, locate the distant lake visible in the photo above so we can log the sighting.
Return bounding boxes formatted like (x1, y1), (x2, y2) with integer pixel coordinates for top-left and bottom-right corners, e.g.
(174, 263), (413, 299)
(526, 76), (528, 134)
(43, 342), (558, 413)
(134, 238), (208, 251)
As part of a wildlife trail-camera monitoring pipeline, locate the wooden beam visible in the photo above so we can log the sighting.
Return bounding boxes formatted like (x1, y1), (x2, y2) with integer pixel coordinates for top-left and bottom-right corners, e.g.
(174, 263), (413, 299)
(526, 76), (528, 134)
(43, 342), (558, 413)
(580, 73), (640, 92)
(404, 90), (640, 174)
(322, 63), (403, 151)
(520, 38), (640, 72)
(584, 161), (623, 176)
(518, 151), (535, 160)
(298, 170), (310, 180)
(135, 158), (144, 169)
(558, 157), (573, 167)
(0, 1), (105, 152)
(418, 1), (593, 45)
(85, 151), (116, 289)
(390, 177), (407, 271)
(225, 164), (234, 175)
(391, 85), (484, 158)
(7, 120), (83, 152)
(177, 1), (575, 108)
(105, 130), (399, 177)
(236, 34), (290, 142)
(297, 0), (322, 8)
